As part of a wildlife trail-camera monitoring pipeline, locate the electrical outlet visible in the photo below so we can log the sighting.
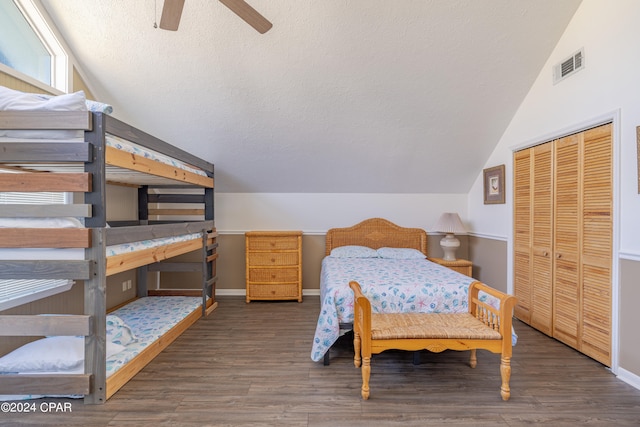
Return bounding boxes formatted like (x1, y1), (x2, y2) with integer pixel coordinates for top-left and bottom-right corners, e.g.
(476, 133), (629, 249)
(127, 280), (132, 290)
(122, 281), (127, 292)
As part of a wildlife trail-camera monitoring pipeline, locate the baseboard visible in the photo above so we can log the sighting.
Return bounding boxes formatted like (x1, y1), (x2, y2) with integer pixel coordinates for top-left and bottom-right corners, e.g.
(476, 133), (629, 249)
(617, 367), (640, 391)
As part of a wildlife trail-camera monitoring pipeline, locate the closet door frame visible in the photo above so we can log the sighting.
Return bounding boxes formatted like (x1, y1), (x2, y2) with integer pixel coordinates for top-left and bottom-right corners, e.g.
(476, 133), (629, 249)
(508, 109), (621, 373)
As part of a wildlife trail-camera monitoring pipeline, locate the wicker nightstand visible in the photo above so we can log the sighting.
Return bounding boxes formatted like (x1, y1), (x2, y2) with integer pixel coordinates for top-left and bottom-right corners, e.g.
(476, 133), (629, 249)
(430, 258), (473, 277)
(245, 231), (302, 303)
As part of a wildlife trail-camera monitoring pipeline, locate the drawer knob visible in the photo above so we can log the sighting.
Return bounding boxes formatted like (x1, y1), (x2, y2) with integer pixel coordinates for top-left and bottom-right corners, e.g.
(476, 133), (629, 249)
(271, 258), (276, 263)
(271, 274), (276, 279)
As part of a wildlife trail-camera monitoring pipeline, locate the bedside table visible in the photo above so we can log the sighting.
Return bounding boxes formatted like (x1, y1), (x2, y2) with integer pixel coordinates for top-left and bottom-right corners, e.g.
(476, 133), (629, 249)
(430, 258), (473, 277)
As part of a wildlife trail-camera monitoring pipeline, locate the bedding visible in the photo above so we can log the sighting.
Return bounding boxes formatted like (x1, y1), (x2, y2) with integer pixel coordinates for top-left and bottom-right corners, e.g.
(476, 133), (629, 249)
(0, 337), (125, 401)
(0, 296), (201, 401)
(0, 86), (206, 178)
(106, 135), (207, 177)
(310, 256), (515, 362)
(106, 233), (202, 256)
(106, 297), (202, 377)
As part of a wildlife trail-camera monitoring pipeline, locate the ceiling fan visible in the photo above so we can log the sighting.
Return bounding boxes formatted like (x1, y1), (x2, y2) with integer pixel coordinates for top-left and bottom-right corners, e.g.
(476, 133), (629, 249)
(159, 0), (272, 34)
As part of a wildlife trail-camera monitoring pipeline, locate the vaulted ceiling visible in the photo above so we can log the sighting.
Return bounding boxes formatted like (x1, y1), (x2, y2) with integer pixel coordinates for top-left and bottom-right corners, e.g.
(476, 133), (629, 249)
(41, 0), (581, 193)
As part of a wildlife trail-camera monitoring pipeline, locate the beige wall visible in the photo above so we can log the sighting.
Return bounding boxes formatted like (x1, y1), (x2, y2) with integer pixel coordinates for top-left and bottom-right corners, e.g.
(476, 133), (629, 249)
(1, 66), (93, 97)
(0, 70), (54, 94)
(0, 283), (84, 356)
(620, 258), (640, 376)
(468, 235), (508, 293)
(72, 66), (94, 99)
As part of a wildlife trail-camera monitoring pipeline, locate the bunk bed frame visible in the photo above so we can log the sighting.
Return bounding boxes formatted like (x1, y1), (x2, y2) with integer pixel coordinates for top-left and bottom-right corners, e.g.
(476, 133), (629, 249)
(0, 110), (217, 403)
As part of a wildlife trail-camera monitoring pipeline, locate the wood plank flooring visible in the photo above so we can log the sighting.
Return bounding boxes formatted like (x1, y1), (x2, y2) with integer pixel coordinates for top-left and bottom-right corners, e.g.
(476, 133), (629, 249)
(3, 295), (640, 426)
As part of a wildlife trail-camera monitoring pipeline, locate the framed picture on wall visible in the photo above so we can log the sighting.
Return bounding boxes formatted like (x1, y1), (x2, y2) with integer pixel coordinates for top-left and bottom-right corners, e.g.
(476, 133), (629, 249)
(483, 164), (505, 204)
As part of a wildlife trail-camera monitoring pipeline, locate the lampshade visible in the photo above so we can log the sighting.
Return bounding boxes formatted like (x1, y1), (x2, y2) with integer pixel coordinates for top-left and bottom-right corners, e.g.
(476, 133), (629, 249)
(432, 213), (466, 261)
(432, 213), (466, 234)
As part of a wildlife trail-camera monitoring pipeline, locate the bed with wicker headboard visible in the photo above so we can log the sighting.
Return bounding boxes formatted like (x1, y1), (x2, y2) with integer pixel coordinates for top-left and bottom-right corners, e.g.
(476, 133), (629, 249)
(312, 217), (479, 363)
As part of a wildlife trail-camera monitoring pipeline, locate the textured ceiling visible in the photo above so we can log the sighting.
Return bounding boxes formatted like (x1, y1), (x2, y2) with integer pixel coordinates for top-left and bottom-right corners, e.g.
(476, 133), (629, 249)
(41, 0), (581, 193)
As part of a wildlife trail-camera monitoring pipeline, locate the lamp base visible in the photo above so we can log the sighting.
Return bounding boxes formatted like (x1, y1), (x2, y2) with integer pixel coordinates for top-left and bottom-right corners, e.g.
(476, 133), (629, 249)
(440, 234), (460, 261)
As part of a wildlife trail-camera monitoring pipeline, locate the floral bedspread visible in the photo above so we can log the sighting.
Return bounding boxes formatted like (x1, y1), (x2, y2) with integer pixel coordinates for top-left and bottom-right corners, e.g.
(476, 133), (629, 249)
(106, 134), (207, 177)
(106, 296), (202, 377)
(310, 257), (477, 362)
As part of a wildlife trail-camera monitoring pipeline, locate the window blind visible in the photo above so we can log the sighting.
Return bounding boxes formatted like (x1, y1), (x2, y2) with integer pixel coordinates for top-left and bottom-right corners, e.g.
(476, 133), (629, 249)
(0, 189), (72, 311)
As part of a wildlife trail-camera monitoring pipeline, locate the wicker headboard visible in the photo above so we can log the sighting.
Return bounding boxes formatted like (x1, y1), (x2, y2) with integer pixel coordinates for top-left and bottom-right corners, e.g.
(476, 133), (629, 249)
(325, 218), (428, 256)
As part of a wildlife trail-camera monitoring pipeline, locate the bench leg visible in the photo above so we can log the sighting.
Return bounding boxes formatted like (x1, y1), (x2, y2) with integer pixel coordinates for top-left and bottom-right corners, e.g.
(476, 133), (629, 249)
(361, 356), (371, 400)
(500, 356), (512, 401)
(469, 349), (477, 368)
(353, 331), (362, 368)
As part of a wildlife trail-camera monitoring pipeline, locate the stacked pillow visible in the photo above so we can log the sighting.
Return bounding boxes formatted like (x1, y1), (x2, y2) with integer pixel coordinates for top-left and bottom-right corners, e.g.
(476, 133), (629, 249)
(329, 245), (426, 259)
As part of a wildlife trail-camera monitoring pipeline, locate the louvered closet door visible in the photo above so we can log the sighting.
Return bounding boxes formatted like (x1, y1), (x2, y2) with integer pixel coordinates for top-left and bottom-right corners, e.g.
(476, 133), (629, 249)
(530, 143), (553, 335)
(580, 124), (612, 366)
(553, 133), (582, 348)
(513, 149), (532, 323)
(513, 123), (612, 366)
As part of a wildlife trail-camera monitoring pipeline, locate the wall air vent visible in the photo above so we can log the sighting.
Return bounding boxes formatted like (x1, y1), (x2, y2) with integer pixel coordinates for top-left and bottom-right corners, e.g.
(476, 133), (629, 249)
(553, 48), (584, 84)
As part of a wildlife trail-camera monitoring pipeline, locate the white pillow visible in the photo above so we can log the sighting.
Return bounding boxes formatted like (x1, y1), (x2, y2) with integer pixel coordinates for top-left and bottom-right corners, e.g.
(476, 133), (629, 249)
(0, 336), (125, 373)
(329, 245), (378, 258)
(0, 87), (87, 139)
(106, 315), (137, 346)
(376, 247), (426, 260)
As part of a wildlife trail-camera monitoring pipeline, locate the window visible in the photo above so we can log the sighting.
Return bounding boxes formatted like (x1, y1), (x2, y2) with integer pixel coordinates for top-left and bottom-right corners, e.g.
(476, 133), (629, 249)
(0, 0), (68, 91)
(0, 173), (73, 311)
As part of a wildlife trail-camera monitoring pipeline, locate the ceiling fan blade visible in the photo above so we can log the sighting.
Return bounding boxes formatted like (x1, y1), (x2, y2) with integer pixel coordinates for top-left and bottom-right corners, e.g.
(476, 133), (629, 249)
(218, 0), (273, 34)
(159, 0), (185, 31)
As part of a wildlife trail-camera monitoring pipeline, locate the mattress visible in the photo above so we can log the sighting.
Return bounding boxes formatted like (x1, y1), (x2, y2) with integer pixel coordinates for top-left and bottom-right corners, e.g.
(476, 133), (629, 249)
(0, 296), (202, 401)
(106, 296), (202, 377)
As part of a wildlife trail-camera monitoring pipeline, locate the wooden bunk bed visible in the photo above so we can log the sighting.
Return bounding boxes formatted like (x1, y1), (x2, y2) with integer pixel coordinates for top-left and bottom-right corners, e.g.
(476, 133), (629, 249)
(0, 108), (217, 403)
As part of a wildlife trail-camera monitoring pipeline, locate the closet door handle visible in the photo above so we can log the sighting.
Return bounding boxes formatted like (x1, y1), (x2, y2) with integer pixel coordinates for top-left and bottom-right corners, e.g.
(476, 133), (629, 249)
(542, 251), (548, 257)
(556, 253), (562, 259)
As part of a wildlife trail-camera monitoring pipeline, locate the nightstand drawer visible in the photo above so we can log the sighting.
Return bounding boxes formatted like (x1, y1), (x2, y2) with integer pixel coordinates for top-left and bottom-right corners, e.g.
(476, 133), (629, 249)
(247, 252), (299, 267)
(247, 283), (300, 299)
(247, 236), (299, 251)
(248, 267), (299, 283)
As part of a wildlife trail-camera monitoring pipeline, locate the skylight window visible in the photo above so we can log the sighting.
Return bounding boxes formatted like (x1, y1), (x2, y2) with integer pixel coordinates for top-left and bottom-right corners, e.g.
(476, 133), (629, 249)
(0, 0), (68, 91)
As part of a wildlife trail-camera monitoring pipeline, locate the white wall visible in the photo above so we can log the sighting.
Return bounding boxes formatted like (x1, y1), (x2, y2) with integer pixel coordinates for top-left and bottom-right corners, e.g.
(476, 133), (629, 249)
(467, 0), (640, 385)
(469, 0), (640, 254)
(215, 193), (468, 234)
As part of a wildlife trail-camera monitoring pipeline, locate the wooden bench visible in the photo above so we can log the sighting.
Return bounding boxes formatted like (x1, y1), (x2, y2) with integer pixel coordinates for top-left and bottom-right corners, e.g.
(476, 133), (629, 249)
(349, 280), (517, 401)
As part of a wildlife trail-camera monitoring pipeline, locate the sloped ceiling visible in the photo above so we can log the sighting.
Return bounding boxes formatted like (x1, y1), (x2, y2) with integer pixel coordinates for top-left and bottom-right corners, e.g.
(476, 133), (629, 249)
(41, 0), (580, 193)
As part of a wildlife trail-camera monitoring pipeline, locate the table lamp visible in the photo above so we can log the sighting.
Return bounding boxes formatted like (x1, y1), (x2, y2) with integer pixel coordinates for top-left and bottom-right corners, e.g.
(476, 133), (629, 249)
(432, 212), (467, 261)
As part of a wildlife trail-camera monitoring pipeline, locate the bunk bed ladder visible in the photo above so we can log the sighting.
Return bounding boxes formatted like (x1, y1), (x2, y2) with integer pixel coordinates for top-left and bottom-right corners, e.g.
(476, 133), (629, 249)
(203, 229), (219, 316)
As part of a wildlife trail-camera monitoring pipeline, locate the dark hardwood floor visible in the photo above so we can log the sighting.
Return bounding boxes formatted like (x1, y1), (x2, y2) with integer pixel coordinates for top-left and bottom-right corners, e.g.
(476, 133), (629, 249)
(3, 295), (640, 426)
